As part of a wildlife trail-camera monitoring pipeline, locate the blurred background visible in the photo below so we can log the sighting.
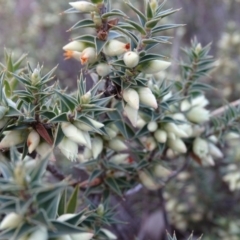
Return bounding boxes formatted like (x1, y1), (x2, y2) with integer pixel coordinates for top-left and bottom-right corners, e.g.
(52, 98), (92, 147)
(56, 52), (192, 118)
(1, 0), (240, 239)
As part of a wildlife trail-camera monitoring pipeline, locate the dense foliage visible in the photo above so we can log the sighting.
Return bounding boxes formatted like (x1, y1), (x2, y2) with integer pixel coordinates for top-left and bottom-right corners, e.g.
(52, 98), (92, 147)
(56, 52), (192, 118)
(0, 0), (240, 240)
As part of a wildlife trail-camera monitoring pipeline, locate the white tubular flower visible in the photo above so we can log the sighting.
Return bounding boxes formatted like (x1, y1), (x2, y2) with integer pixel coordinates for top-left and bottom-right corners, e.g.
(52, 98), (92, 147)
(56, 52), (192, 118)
(109, 154), (129, 164)
(144, 136), (157, 151)
(100, 228), (117, 240)
(71, 233), (94, 240)
(123, 88), (139, 110)
(191, 95), (209, 108)
(154, 129), (167, 143)
(28, 226), (48, 240)
(124, 104), (138, 127)
(163, 122), (188, 138)
(138, 171), (160, 191)
(123, 51), (139, 68)
(140, 60), (171, 74)
(0, 130), (26, 149)
(58, 137), (78, 161)
(167, 138), (187, 154)
(69, 1), (97, 12)
(61, 122), (87, 146)
(80, 47), (96, 65)
(186, 107), (210, 123)
(108, 138), (128, 152)
(167, 132), (176, 140)
(202, 155), (215, 166)
(136, 117), (146, 128)
(27, 130), (40, 154)
(103, 40), (130, 56)
(92, 136), (103, 159)
(147, 121), (158, 132)
(104, 127), (118, 140)
(64, 50), (82, 61)
(36, 142), (55, 161)
(208, 143), (223, 159)
(63, 41), (87, 52)
(74, 118), (103, 132)
(154, 164), (171, 178)
(138, 87), (158, 109)
(180, 99), (191, 111)
(96, 63), (111, 77)
(0, 117), (8, 129)
(0, 212), (22, 230)
(193, 137), (209, 159)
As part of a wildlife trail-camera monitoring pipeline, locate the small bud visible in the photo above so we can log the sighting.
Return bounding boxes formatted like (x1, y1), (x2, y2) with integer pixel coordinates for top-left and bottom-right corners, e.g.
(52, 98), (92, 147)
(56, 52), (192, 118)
(208, 143), (223, 159)
(0, 212), (22, 230)
(0, 130), (26, 149)
(167, 138), (187, 153)
(123, 88), (139, 110)
(140, 60), (171, 74)
(136, 117), (146, 128)
(138, 87), (158, 109)
(138, 171), (160, 191)
(69, 1), (97, 12)
(195, 43), (202, 55)
(154, 129), (167, 143)
(97, 204), (104, 216)
(109, 153), (129, 164)
(193, 137), (209, 159)
(144, 136), (157, 151)
(154, 164), (171, 178)
(163, 122), (188, 138)
(58, 137), (78, 161)
(63, 50), (82, 61)
(103, 40), (130, 56)
(104, 127), (118, 140)
(203, 155), (215, 166)
(96, 63), (111, 77)
(149, 0), (158, 13)
(92, 136), (103, 158)
(124, 104), (138, 127)
(186, 107), (210, 123)
(31, 69), (41, 85)
(80, 47), (96, 65)
(100, 228), (117, 240)
(27, 130), (40, 154)
(63, 41), (87, 52)
(108, 138), (128, 152)
(147, 121), (158, 132)
(61, 122), (87, 146)
(123, 51), (139, 68)
(28, 226), (48, 240)
(36, 142), (55, 161)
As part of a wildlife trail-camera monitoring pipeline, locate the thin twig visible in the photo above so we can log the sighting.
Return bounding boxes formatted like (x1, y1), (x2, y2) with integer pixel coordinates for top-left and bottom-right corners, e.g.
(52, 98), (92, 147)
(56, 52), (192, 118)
(211, 98), (240, 117)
